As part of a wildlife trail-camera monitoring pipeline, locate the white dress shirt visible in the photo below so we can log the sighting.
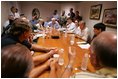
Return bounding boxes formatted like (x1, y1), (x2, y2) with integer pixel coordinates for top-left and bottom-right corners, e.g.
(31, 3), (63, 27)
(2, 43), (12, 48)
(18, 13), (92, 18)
(74, 27), (89, 41)
(67, 22), (76, 33)
(9, 12), (20, 19)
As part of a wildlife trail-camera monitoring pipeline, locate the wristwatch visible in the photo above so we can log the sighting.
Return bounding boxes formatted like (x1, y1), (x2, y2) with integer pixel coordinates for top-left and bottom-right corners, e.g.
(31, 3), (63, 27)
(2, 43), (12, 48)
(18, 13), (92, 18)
(66, 64), (73, 70)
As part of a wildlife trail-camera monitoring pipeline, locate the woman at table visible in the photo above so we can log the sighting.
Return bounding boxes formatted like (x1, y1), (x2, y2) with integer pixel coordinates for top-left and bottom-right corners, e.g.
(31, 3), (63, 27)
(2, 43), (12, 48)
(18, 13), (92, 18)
(92, 23), (106, 41)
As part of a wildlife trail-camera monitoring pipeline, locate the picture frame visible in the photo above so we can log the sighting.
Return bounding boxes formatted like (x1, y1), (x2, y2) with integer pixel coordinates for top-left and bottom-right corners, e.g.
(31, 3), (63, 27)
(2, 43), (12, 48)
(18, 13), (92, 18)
(90, 4), (102, 20)
(102, 8), (117, 28)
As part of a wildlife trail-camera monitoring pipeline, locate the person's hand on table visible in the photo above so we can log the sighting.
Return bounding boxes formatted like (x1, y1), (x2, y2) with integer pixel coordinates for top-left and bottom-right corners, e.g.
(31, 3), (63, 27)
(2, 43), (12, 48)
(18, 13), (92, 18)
(45, 47), (58, 52)
(49, 58), (59, 78)
(44, 58), (55, 68)
(50, 58), (58, 69)
(75, 34), (82, 39)
(48, 48), (59, 58)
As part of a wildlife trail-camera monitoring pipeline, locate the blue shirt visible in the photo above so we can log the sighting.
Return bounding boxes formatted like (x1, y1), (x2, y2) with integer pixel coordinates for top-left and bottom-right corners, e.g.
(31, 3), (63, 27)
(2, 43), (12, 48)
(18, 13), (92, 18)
(48, 21), (61, 29)
(44, 21), (49, 27)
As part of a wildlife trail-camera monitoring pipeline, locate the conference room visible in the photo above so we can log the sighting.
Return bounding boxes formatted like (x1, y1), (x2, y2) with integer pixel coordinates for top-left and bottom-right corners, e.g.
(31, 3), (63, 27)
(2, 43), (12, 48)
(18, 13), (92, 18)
(1, 1), (117, 78)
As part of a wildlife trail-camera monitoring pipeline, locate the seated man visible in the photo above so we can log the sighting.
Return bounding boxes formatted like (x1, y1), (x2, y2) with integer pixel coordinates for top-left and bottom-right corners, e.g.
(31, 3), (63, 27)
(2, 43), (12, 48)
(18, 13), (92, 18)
(49, 31), (117, 78)
(35, 19), (44, 31)
(73, 19), (79, 33)
(1, 44), (58, 78)
(48, 18), (61, 29)
(66, 17), (76, 33)
(1, 18), (54, 52)
(74, 20), (89, 41)
(1, 44), (33, 78)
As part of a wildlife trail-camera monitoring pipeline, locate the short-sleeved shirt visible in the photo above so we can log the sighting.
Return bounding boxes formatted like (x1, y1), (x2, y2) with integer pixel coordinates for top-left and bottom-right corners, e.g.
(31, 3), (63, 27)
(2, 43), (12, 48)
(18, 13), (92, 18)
(67, 22), (76, 32)
(74, 27), (89, 41)
(48, 21), (61, 29)
(1, 35), (31, 49)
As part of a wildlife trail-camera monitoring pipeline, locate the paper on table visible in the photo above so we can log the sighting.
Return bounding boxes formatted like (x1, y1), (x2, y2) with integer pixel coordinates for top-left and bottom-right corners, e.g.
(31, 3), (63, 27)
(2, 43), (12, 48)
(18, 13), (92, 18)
(33, 34), (44, 40)
(76, 41), (87, 44)
(53, 54), (60, 58)
(36, 34), (44, 37)
(34, 30), (40, 32)
(78, 43), (90, 49)
(58, 28), (66, 31)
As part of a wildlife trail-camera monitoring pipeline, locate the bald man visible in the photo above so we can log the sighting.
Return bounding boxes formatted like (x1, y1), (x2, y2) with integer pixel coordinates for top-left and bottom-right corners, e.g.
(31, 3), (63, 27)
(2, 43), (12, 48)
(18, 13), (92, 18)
(74, 21), (89, 41)
(72, 31), (117, 78)
(49, 31), (117, 78)
(90, 31), (117, 68)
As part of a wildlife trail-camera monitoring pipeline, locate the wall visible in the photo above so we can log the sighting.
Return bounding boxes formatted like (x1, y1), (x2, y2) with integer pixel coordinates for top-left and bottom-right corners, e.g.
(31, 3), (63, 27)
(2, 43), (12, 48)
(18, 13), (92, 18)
(19, 1), (61, 20)
(60, 2), (79, 16)
(1, 1), (11, 33)
(77, 1), (117, 37)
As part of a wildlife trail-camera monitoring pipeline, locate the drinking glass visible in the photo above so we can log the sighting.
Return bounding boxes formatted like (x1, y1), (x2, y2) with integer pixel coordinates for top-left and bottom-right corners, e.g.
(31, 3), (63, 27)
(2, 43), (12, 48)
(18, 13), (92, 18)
(58, 48), (64, 66)
(70, 34), (75, 45)
(69, 46), (76, 55)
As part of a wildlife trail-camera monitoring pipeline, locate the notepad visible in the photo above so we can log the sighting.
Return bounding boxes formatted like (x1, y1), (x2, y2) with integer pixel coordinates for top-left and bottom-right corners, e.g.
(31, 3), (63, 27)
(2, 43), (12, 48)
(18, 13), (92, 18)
(36, 34), (44, 37)
(33, 34), (45, 40)
(77, 44), (90, 49)
(76, 41), (88, 44)
(58, 28), (66, 31)
(34, 30), (40, 32)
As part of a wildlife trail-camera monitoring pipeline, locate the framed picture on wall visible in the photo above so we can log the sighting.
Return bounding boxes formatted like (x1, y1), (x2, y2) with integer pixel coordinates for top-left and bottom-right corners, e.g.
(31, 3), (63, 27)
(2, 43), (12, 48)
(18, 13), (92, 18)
(102, 8), (117, 28)
(90, 4), (102, 20)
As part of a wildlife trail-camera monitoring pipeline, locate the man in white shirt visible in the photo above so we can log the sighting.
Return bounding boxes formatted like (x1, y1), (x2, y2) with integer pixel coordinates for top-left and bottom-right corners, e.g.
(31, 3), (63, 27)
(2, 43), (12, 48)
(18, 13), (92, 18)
(9, 6), (20, 19)
(66, 17), (76, 33)
(74, 21), (89, 41)
(15, 8), (20, 18)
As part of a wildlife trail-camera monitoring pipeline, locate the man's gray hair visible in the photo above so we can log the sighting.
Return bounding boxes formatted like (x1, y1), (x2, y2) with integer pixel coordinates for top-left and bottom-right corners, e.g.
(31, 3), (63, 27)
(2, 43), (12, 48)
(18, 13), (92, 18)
(79, 20), (86, 26)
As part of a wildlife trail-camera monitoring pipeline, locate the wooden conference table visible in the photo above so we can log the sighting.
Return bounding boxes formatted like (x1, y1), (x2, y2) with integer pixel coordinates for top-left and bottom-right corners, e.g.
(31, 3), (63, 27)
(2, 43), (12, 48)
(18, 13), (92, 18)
(33, 32), (95, 78)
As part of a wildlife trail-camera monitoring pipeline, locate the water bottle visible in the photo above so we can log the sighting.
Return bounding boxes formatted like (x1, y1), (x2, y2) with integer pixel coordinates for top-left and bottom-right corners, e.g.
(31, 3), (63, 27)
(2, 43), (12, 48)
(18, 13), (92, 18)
(65, 29), (67, 37)
(70, 34), (75, 45)
(81, 53), (89, 71)
(42, 30), (46, 38)
(58, 49), (64, 65)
